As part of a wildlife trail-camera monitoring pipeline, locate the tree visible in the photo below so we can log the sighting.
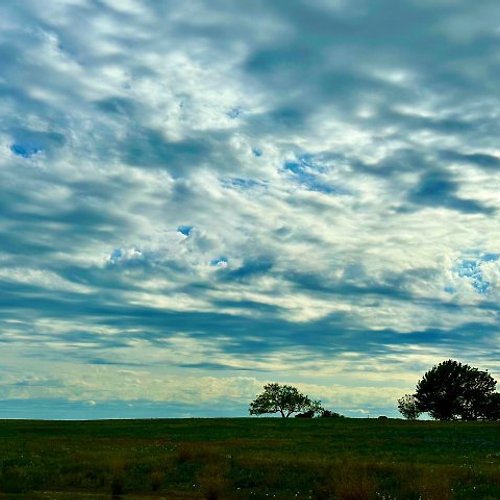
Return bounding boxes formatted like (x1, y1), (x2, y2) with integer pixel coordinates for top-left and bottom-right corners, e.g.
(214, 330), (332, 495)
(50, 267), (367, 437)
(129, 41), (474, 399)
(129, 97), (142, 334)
(249, 383), (322, 418)
(414, 360), (497, 421)
(397, 394), (421, 420)
(480, 392), (500, 421)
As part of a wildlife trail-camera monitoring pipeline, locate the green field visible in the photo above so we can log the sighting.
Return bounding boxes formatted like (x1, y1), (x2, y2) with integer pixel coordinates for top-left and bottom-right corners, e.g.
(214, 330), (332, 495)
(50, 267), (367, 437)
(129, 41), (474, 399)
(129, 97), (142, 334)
(0, 418), (499, 499)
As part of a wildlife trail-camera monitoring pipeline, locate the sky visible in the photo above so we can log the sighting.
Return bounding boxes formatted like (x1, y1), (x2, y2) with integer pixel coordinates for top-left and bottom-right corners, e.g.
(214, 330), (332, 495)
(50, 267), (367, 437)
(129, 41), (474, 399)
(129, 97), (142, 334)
(0, 0), (499, 419)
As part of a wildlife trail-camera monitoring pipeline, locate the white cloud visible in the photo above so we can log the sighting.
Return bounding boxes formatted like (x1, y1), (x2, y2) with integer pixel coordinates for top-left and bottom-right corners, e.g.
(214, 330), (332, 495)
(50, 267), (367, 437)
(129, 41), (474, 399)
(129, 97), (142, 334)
(0, 0), (499, 417)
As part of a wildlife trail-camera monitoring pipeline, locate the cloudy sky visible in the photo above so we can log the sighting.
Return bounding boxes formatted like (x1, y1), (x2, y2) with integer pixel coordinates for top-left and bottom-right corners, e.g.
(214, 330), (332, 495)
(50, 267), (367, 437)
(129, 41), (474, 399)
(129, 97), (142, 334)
(1, 0), (499, 419)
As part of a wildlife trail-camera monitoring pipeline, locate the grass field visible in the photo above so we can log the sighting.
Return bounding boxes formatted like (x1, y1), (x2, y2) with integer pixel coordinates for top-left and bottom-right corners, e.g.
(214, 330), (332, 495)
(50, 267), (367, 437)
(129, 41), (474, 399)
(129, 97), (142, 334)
(0, 417), (499, 499)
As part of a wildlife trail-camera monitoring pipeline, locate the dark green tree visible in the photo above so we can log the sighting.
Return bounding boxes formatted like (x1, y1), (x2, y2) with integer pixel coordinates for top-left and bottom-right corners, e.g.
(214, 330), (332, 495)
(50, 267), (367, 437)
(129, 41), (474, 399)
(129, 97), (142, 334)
(415, 360), (497, 420)
(397, 394), (421, 420)
(480, 392), (500, 421)
(249, 383), (323, 418)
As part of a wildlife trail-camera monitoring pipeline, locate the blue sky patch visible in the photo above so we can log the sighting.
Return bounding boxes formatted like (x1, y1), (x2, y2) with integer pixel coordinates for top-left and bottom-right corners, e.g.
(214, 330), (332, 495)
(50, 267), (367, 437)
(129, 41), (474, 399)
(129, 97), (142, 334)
(482, 253), (499, 262)
(109, 248), (123, 264)
(177, 225), (193, 237)
(210, 256), (228, 267)
(453, 253), (499, 294)
(107, 247), (147, 267)
(282, 155), (348, 195)
(9, 129), (65, 159)
(10, 143), (41, 158)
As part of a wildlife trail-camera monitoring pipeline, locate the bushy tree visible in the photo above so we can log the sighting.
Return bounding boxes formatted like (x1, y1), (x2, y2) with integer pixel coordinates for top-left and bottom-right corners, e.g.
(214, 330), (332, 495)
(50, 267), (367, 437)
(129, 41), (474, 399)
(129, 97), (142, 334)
(397, 394), (421, 420)
(249, 383), (322, 418)
(415, 360), (497, 420)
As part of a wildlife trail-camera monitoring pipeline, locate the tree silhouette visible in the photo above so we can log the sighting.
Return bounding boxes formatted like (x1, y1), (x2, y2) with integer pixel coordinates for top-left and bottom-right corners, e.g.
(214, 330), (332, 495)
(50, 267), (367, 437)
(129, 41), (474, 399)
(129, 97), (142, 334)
(480, 392), (500, 421)
(415, 360), (497, 420)
(249, 383), (322, 418)
(397, 394), (421, 420)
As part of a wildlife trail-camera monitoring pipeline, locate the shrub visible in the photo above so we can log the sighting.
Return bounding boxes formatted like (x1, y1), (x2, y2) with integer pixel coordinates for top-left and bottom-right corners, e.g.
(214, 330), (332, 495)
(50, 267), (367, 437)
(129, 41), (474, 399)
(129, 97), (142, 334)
(295, 410), (315, 418)
(321, 410), (344, 418)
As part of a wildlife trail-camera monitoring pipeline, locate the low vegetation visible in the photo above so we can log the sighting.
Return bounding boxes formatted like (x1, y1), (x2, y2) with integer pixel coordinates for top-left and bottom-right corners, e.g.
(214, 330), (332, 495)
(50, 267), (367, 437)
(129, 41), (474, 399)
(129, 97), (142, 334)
(0, 418), (499, 499)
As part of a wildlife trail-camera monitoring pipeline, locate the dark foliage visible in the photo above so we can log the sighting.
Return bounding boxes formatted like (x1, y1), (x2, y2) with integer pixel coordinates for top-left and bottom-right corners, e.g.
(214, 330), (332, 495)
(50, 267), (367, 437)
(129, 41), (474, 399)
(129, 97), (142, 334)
(397, 394), (421, 420)
(295, 410), (315, 418)
(481, 392), (500, 421)
(320, 410), (344, 419)
(249, 383), (322, 418)
(415, 359), (497, 421)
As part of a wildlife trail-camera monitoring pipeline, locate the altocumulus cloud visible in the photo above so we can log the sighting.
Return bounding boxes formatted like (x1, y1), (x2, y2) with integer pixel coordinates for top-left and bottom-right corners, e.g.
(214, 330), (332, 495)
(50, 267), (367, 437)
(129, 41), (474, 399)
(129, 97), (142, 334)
(0, 0), (499, 418)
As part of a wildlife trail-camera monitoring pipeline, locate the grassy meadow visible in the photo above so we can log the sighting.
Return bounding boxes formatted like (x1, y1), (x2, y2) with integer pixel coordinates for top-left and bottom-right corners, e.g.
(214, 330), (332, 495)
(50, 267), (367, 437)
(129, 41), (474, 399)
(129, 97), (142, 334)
(0, 417), (499, 499)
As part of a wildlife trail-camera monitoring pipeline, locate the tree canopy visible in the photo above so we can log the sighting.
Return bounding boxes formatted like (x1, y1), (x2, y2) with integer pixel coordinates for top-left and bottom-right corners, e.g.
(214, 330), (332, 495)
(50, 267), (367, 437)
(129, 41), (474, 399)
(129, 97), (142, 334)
(397, 394), (421, 420)
(249, 383), (323, 418)
(414, 359), (498, 421)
